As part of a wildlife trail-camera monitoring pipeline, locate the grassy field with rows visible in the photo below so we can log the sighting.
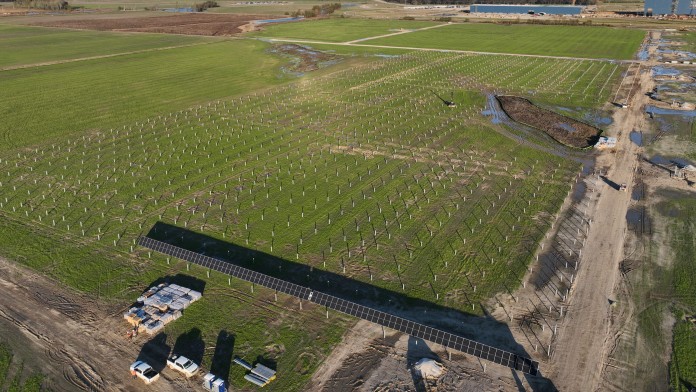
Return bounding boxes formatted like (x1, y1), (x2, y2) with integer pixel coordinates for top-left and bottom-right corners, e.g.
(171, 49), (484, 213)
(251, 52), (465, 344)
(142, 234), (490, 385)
(0, 24), (213, 69)
(255, 20), (646, 60)
(0, 38), (292, 152)
(0, 51), (609, 311)
(0, 24), (626, 389)
(251, 18), (439, 42)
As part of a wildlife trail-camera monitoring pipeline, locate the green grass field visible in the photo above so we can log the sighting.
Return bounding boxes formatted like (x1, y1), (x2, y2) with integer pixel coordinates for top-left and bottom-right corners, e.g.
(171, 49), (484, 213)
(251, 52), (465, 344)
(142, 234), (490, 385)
(251, 18), (439, 42)
(671, 319), (696, 392)
(0, 24), (212, 69)
(0, 39), (288, 152)
(356, 23), (645, 60)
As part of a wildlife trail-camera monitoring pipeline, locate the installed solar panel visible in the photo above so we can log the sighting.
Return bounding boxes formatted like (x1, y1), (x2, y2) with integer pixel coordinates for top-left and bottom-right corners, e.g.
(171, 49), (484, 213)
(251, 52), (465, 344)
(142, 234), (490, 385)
(138, 236), (539, 375)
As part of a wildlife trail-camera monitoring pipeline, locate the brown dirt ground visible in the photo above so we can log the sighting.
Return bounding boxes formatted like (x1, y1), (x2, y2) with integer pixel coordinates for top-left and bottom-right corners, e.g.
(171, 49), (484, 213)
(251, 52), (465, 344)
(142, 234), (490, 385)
(496, 95), (602, 149)
(31, 13), (271, 36)
(0, 256), (197, 391)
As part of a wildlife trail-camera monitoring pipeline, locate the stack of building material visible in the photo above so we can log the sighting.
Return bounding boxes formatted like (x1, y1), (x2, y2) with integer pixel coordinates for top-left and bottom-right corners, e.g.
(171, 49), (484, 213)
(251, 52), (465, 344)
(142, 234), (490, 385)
(123, 283), (201, 335)
(243, 364), (277, 387)
(233, 358), (253, 370)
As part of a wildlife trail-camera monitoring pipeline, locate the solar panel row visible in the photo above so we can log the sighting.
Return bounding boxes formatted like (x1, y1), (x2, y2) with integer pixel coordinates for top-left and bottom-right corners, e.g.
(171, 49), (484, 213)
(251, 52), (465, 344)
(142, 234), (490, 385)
(138, 236), (539, 375)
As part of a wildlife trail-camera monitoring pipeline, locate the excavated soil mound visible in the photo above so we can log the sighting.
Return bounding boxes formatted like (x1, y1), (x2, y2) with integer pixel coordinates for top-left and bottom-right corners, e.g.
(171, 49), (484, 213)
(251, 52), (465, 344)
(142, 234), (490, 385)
(33, 13), (271, 36)
(496, 95), (601, 149)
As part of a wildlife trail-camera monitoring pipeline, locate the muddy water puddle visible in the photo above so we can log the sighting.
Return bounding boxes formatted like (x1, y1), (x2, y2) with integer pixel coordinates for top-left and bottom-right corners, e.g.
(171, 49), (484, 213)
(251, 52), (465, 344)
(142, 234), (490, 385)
(626, 207), (652, 235)
(571, 181), (586, 202)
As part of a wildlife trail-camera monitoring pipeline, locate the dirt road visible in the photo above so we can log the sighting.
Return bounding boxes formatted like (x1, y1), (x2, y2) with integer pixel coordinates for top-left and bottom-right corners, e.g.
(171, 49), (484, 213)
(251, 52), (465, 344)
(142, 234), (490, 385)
(0, 257), (192, 391)
(549, 34), (656, 392)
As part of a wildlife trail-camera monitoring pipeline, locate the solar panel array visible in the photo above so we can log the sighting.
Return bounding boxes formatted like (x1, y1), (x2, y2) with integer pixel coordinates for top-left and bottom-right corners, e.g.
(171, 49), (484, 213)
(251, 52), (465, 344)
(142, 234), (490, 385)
(138, 236), (539, 375)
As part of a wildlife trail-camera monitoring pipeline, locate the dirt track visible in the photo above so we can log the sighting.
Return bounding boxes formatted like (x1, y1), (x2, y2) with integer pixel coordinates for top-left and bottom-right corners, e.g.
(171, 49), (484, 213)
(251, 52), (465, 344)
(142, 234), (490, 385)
(547, 32), (656, 392)
(0, 257), (193, 391)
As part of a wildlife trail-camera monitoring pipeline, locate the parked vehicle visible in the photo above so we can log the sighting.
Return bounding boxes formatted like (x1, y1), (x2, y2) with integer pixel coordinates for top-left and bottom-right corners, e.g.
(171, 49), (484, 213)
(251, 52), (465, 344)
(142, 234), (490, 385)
(130, 361), (160, 384)
(167, 354), (199, 377)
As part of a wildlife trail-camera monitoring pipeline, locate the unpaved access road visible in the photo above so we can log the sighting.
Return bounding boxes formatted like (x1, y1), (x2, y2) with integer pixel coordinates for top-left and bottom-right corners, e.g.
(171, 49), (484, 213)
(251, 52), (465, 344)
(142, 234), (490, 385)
(0, 257), (194, 391)
(548, 33), (657, 392)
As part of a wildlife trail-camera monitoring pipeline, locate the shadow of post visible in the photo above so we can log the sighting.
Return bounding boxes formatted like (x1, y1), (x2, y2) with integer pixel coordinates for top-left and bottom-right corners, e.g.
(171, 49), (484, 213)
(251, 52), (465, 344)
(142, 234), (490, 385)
(172, 327), (206, 367)
(145, 222), (557, 388)
(137, 332), (170, 373)
(210, 330), (235, 382)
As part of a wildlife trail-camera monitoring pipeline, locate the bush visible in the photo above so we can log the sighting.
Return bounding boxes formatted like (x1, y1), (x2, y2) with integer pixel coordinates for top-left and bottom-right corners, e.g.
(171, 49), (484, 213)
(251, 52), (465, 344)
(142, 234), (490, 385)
(14, 0), (69, 10)
(291, 3), (340, 18)
(437, 16), (451, 22)
(401, 16), (415, 20)
(193, 0), (218, 12)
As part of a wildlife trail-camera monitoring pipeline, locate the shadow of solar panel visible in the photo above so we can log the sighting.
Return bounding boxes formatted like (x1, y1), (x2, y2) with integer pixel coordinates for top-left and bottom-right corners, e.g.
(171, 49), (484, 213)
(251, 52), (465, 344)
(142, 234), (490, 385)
(138, 236), (539, 376)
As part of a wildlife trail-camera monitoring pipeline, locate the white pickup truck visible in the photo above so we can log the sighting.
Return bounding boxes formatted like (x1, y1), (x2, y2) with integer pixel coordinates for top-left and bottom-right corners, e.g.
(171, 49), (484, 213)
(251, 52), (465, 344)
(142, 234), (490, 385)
(166, 354), (199, 378)
(130, 361), (160, 384)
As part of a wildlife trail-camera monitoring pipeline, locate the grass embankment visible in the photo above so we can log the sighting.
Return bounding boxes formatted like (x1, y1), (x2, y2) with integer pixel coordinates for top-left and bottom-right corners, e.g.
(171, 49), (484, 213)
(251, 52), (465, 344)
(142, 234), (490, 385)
(360, 23), (645, 60)
(0, 24), (213, 69)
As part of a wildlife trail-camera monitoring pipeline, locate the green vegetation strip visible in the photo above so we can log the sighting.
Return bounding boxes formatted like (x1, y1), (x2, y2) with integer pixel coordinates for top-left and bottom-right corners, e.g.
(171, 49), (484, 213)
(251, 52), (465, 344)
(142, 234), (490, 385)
(359, 23), (645, 60)
(653, 196), (696, 391)
(0, 342), (44, 392)
(0, 24), (213, 69)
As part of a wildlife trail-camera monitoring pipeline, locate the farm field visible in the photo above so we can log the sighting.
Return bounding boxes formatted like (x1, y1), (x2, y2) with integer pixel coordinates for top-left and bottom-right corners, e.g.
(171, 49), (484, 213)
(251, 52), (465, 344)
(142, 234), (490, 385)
(0, 51), (620, 315)
(0, 24), (212, 69)
(357, 23), (646, 60)
(251, 18), (439, 42)
(30, 13), (273, 36)
(0, 18), (634, 389)
(0, 39), (291, 152)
